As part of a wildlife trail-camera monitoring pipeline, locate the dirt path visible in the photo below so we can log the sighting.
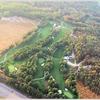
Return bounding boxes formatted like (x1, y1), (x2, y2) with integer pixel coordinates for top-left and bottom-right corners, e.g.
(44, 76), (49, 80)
(0, 18), (37, 54)
(76, 81), (100, 99)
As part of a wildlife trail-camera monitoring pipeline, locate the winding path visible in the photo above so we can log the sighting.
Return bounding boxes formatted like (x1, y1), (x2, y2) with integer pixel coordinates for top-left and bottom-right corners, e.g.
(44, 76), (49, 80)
(32, 72), (49, 82)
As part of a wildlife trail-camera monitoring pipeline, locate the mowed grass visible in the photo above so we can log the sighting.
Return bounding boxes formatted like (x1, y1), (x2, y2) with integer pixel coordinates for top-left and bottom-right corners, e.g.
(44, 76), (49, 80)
(48, 23), (72, 90)
(54, 24), (72, 42)
(33, 58), (45, 90)
(50, 23), (72, 48)
(8, 64), (15, 73)
(51, 46), (65, 90)
(51, 58), (65, 90)
(64, 91), (74, 99)
(22, 22), (72, 90)
(0, 21), (73, 96)
(18, 23), (52, 47)
(27, 23), (52, 89)
(49, 24), (75, 98)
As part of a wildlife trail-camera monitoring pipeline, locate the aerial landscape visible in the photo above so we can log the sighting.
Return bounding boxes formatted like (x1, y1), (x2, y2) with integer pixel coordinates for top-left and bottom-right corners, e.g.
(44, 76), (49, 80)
(0, 0), (100, 99)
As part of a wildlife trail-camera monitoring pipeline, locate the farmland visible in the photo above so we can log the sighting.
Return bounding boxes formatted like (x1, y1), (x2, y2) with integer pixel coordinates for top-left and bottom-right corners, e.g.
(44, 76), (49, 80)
(0, 17), (37, 54)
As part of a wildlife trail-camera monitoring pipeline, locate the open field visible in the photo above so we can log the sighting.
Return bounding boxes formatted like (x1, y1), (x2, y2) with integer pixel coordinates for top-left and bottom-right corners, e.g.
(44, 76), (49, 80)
(0, 17), (37, 53)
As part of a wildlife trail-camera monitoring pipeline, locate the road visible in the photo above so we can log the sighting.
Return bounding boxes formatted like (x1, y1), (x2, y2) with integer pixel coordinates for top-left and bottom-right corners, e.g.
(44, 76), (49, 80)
(0, 83), (28, 99)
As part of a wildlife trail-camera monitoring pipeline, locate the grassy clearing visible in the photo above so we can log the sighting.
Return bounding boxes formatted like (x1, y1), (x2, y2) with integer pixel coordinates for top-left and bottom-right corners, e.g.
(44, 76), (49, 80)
(34, 63), (45, 90)
(8, 64), (15, 73)
(50, 23), (72, 48)
(51, 47), (65, 90)
(51, 58), (65, 90)
(64, 90), (74, 99)
(49, 23), (72, 90)
(54, 24), (72, 42)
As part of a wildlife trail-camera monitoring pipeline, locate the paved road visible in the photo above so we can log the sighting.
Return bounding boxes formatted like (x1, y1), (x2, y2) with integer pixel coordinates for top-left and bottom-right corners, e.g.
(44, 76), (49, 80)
(0, 83), (28, 99)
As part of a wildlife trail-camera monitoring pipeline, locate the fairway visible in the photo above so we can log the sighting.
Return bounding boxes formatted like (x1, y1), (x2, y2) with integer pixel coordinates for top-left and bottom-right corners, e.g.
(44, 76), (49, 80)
(0, 20), (75, 98)
(0, 21), (73, 89)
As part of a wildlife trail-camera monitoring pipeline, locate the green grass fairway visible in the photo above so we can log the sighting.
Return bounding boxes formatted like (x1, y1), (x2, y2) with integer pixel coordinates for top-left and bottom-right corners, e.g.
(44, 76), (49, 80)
(0, 20), (75, 98)
(64, 90), (74, 99)
(8, 64), (15, 73)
